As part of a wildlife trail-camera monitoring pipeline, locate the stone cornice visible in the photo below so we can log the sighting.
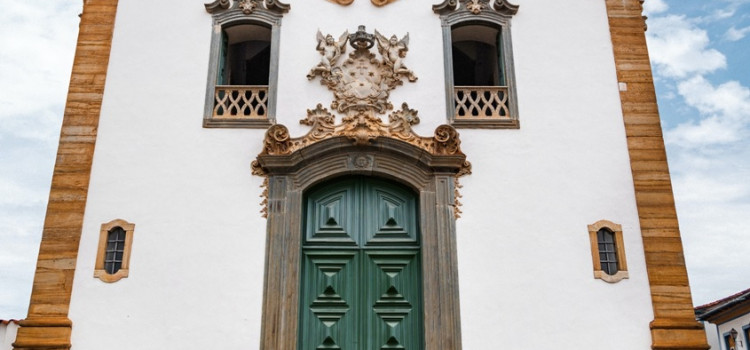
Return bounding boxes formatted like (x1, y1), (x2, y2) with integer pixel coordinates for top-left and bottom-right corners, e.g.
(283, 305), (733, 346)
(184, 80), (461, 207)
(433, 0), (518, 16)
(204, 0), (290, 15)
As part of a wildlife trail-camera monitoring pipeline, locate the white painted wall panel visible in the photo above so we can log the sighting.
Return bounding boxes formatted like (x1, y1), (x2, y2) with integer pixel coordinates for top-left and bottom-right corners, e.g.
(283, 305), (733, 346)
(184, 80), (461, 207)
(715, 316), (750, 350)
(69, 0), (656, 348)
(0, 322), (18, 350)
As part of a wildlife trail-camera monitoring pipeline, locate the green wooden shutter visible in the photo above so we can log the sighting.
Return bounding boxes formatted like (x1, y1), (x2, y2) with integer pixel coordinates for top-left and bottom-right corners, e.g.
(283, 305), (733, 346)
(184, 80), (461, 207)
(299, 177), (423, 350)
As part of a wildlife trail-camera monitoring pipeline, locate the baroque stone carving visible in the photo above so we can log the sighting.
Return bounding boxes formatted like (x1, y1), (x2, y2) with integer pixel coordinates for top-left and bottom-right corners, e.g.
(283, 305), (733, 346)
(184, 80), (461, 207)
(251, 103), (473, 218)
(370, 0), (398, 7)
(252, 103), (472, 158)
(238, 0), (257, 14)
(204, 0), (290, 15)
(309, 31), (350, 80)
(204, 0), (231, 12)
(432, 0), (518, 16)
(253, 26), (471, 218)
(307, 25), (417, 116)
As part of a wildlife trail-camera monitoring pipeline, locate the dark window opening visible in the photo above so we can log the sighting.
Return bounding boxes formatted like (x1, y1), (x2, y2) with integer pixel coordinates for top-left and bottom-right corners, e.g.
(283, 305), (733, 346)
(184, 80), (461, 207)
(104, 226), (126, 274)
(220, 24), (271, 86)
(597, 228), (619, 275)
(451, 24), (505, 87)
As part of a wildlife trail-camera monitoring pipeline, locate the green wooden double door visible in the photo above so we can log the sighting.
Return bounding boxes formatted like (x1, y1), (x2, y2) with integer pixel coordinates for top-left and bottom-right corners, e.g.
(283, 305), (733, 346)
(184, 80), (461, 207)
(299, 177), (424, 350)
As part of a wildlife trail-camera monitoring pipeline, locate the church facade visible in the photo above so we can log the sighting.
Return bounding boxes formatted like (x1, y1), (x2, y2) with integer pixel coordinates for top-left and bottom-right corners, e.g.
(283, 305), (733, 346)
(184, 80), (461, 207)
(14, 0), (710, 349)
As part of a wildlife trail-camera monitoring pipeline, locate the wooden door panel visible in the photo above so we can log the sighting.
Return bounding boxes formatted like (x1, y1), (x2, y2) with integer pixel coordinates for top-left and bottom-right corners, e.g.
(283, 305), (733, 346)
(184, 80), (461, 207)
(299, 250), (359, 350)
(305, 179), (358, 246)
(363, 182), (419, 246)
(364, 250), (423, 350)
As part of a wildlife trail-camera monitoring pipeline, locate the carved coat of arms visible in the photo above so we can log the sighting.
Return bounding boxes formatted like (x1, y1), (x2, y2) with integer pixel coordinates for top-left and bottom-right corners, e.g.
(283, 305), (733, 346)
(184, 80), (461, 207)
(307, 25), (418, 116)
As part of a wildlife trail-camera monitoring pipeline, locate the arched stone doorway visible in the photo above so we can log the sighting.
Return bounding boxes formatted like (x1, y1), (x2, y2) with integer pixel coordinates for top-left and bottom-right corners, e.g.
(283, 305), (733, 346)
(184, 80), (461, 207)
(253, 132), (468, 349)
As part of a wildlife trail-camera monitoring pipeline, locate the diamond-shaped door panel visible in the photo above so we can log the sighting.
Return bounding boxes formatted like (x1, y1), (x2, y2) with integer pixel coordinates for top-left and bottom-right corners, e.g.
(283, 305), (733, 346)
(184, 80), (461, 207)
(301, 177), (423, 349)
(300, 251), (358, 350)
(364, 182), (418, 246)
(364, 251), (423, 350)
(305, 181), (358, 246)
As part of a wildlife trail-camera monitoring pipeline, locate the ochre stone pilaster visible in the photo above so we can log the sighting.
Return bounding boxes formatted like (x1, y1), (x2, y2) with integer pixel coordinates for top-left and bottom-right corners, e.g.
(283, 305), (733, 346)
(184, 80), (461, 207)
(13, 1), (119, 349)
(604, 0), (709, 349)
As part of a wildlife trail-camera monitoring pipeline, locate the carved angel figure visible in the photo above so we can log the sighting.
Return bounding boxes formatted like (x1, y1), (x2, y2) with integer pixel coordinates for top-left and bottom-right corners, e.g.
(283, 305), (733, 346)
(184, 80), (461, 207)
(307, 30), (349, 79)
(374, 30), (417, 82)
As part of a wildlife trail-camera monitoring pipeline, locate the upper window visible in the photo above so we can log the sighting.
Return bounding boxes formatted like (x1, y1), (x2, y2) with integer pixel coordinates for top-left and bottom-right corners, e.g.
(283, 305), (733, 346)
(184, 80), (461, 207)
(434, 0), (520, 128)
(587, 220), (628, 283)
(220, 24), (271, 86)
(203, 0), (290, 128)
(94, 219), (135, 283)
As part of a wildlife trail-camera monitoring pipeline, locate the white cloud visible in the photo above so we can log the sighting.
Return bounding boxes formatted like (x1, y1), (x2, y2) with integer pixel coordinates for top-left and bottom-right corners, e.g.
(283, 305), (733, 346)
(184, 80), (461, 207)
(642, 0), (669, 15)
(0, 1), (81, 319)
(707, 8), (736, 21)
(646, 15), (727, 78)
(0, 2), (79, 120)
(666, 116), (742, 147)
(681, 77), (750, 119)
(698, 0), (750, 23)
(670, 141), (750, 305)
(665, 76), (750, 148)
(725, 25), (750, 41)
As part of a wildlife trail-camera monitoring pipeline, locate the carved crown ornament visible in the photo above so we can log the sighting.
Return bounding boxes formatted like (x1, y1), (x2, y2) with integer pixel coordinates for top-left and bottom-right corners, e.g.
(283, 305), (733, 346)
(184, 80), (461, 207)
(251, 26), (471, 218)
(204, 0), (290, 15)
(433, 0), (518, 16)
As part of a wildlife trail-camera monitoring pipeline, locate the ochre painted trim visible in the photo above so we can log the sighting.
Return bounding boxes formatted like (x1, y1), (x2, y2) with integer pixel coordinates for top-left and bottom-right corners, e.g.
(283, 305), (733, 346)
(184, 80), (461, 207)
(93, 219), (135, 283)
(604, 0), (709, 349)
(588, 220), (629, 283)
(13, 1), (119, 349)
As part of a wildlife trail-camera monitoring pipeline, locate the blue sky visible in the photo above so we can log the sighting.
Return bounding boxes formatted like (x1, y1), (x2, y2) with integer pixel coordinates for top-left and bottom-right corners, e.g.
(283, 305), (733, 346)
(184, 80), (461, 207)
(644, 0), (750, 307)
(0, 0), (748, 319)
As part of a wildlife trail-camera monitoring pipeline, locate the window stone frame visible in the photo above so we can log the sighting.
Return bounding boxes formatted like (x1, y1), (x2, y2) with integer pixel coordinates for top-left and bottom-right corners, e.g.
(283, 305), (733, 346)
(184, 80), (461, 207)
(587, 219), (629, 283)
(94, 219), (135, 283)
(255, 136), (465, 349)
(434, 0), (520, 129)
(203, 0), (289, 128)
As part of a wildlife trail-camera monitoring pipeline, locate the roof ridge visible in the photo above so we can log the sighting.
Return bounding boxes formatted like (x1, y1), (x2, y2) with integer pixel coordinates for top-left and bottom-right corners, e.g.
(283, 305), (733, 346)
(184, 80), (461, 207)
(695, 287), (750, 311)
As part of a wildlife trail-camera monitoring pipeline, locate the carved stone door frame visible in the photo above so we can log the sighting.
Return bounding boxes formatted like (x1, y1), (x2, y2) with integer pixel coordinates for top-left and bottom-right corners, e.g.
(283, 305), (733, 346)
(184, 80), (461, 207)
(255, 136), (465, 349)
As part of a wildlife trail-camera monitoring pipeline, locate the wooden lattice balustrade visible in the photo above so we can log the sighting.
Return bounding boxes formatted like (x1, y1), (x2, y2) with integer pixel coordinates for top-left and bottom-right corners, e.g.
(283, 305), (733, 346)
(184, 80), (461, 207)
(213, 85), (268, 118)
(454, 86), (511, 120)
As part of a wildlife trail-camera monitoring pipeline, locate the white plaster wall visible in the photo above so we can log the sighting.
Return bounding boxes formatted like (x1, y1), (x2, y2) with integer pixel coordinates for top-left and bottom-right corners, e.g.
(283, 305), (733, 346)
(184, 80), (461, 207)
(68, 0), (655, 348)
(702, 320), (722, 350)
(715, 315), (750, 350)
(0, 322), (18, 350)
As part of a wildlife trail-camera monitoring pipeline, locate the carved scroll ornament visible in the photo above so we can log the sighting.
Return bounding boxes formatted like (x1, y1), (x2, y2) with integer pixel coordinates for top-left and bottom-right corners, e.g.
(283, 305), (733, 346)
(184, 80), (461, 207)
(251, 103), (473, 160)
(433, 0), (518, 16)
(204, 0), (290, 15)
(251, 103), (472, 218)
